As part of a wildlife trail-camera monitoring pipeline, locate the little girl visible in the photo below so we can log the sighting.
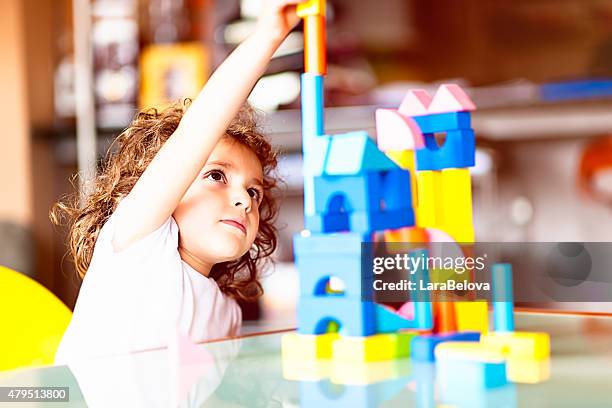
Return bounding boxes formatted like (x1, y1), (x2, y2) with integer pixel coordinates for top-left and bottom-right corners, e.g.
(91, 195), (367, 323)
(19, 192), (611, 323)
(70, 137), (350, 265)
(52, 0), (305, 364)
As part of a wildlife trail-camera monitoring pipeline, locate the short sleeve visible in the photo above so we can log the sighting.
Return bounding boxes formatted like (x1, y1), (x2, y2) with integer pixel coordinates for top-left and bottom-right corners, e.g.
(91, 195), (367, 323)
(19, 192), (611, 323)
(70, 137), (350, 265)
(94, 197), (179, 263)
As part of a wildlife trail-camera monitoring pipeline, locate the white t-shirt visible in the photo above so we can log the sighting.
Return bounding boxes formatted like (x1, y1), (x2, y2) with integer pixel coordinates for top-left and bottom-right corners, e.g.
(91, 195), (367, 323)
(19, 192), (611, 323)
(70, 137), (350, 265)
(54, 201), (242, 365)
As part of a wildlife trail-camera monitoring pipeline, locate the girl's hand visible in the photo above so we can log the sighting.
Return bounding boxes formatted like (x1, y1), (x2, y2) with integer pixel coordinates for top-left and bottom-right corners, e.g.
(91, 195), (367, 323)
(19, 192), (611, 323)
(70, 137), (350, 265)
(255, 0), (306, 43)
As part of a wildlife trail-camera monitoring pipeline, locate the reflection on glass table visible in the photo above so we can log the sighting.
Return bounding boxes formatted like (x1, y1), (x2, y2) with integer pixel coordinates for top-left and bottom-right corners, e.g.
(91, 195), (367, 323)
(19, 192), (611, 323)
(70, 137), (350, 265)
(0, 312), (611, 407)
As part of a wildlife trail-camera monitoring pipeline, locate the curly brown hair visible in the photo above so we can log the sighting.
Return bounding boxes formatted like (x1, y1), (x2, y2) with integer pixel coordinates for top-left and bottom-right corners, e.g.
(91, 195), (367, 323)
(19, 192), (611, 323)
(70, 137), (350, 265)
(50, 100), (280, 302)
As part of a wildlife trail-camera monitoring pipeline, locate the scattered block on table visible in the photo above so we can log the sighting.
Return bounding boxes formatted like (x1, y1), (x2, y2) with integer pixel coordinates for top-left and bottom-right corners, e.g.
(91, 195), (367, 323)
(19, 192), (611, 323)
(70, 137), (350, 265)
(410, 331), (480, 362)
(480, 331), (550, 360)
(282, 332), (340, 360)
(331, 332), (416, 362)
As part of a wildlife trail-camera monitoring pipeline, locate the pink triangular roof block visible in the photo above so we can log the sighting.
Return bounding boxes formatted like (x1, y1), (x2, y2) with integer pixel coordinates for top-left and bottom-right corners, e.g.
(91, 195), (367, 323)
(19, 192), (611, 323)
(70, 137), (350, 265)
(428, 84), (476, 114)
(398, 89), (432, 116)
(375, 109), (425, 151)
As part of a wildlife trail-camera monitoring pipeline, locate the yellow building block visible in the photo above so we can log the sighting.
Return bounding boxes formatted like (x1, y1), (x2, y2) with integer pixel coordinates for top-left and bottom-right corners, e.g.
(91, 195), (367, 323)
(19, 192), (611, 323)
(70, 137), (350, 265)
(297, 0), (326, 17)
(386, 149), (416, 169)
(434, 341), (506, 363)
(416, 170), (443, 229)
(440, 168), (474, 243)
(330, 359), (411, 385)
(282, 358), (331, 381)
(507, 358), (550, 384)
(281, 332), (339, 360)
(480, 331), (550, 360)
(454, 301), (489, 334)
(332, 332), (416, 362)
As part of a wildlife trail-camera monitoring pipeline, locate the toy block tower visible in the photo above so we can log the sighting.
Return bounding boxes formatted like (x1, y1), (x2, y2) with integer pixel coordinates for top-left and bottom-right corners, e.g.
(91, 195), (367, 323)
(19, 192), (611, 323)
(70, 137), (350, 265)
(375, 85), (478, 335)
(284, 0), (433, 364)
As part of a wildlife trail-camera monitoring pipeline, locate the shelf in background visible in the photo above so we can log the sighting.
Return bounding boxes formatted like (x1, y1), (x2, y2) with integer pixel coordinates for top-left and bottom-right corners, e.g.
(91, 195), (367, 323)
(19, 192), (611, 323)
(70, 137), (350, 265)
(265, 99), (612, 152)
(44, 99), (612, 167)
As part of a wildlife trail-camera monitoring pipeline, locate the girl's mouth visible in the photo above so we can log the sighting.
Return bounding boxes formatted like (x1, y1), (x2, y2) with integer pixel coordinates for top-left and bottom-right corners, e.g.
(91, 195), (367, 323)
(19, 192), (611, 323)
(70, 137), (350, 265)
(221, 219), (246, 234)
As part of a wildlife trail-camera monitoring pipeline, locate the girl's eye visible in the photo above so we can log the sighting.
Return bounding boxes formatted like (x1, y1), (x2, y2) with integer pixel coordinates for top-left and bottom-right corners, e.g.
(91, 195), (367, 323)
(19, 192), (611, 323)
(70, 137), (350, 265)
(206, 170), (226, 182)
(248, 188), (262, 202)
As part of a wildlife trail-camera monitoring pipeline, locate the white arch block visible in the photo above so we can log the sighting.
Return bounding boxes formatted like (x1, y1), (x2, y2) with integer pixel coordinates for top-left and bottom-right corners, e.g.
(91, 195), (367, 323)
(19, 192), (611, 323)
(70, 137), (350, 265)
(398, 89), (432, 116)
(428, 84), (476, 114)
(375, 108), (425, 151)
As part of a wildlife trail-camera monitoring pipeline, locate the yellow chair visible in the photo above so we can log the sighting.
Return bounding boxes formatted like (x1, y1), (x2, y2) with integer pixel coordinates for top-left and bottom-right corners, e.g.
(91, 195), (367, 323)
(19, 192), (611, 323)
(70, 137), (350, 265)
(0, 266), (72, 371)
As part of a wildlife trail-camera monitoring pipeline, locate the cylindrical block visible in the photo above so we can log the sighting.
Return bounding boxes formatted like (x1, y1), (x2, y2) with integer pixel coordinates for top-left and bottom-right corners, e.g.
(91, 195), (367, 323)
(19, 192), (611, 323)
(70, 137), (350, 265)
(300, 73), (325, 216)
(304, 15), (327, 74)
(492, 263), (514, 332)
(411, 249), (433, 330)
(300, 73), (324, 138)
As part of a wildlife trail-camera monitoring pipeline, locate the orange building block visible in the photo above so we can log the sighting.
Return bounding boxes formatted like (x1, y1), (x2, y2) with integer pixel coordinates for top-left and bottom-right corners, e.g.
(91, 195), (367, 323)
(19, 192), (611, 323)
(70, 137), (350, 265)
(304, 15), (327, 74)
(434, 301), (457, 334)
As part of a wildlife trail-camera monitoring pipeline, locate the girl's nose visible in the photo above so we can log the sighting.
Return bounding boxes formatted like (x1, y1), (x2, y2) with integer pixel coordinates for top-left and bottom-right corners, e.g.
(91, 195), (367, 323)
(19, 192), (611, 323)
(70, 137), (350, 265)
(232, 189), (251, 212)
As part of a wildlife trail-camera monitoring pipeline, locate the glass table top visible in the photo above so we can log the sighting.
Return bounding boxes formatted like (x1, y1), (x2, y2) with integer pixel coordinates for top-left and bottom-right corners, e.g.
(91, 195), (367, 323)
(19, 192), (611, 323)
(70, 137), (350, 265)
(1, 312), (612, 407)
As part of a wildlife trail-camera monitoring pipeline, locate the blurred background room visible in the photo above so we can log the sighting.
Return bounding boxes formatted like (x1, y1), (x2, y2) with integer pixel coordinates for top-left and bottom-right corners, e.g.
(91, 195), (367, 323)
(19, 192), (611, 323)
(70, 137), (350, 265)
(4, 0), (612, 331)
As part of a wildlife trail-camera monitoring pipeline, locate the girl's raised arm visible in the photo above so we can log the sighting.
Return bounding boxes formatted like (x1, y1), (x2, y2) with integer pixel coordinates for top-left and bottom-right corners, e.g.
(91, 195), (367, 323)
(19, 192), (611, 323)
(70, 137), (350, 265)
(112, 0), (305, 251)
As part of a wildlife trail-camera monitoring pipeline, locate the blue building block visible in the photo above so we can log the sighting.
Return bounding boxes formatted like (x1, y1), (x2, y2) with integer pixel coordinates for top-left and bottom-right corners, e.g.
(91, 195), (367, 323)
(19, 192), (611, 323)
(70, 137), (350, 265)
(295, 253), (373, 298)
(410, 332), (481, 362)
(305, 212), (349, 233)
(492, 263), (515, 332)
(415, 129), (475, 171)
(304, 177), (317, 218)
(301, 73), (326, 217)
(325, 131), (399, 175)
(314, 169), (413, 214)
(375, 303), (422, 332)
(412, 111), (472, 134)
(303, 135), (330, 217)
(314, 172), (382, 213)
(350, 208), (414, 232)
(380, 168), (413, 211)
(301, 73), (325, 138)
(297, 297), (378, 336)
(305, 208), (413, 234)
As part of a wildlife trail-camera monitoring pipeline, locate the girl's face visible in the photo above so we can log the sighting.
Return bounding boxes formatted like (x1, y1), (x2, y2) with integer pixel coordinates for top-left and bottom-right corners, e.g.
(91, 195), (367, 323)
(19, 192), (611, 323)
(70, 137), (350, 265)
(173, 138), (264, 273)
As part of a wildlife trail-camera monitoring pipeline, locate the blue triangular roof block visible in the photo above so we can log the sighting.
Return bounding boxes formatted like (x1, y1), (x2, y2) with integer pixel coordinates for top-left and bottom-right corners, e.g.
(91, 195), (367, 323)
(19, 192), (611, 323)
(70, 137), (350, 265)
(324, 131), (399, 175)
